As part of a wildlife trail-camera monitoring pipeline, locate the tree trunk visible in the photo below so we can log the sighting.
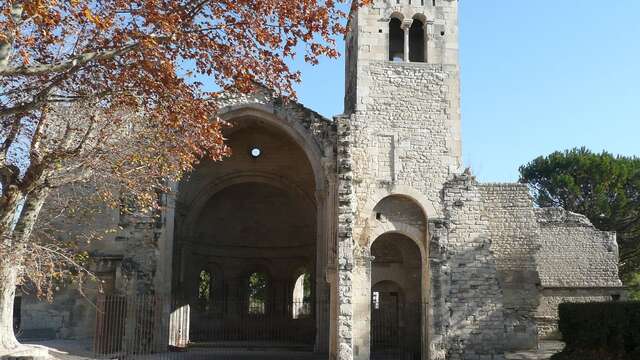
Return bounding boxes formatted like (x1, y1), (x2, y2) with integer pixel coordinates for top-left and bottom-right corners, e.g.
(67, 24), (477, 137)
(0, 188), (23, 353)
(12, 186), (49, 244)
(0, 186), (49, 354)
(0, 259), (19, 352)
(0, 187), (24, 239)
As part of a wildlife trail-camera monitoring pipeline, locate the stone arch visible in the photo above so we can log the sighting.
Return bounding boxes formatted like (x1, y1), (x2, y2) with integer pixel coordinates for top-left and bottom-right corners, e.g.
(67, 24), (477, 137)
(169, 99), (336, 352)
(368, 227), (426, 261)
(388, 11), (405, 22)
(372, 280), (403, 294)
(363, 191), (429, 269)
(244, 268), (271, 314)
(371, 279), (405, 309)
(383, 8), (434, 24)
(369, 232), (424, 358)
(217, 104), (327, 192)
(411, 12), (431, 25)
(364, 193), (431, 358)
(361, 185), (438, 221)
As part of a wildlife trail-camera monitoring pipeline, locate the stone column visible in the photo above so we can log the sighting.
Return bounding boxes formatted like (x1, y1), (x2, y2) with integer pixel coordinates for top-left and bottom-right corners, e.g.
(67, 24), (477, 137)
(425, 20), (435, 64)
(402, 19), (413, 62)
(316, 166), (338, 354)
(157, 181), (177, 350)
(336, 116), (355, 360)
(352, 248), (373, 360)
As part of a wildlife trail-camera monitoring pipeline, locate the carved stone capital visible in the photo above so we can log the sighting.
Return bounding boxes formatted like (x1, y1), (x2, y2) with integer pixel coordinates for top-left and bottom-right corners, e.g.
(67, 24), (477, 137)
(401, 19), (414, 30)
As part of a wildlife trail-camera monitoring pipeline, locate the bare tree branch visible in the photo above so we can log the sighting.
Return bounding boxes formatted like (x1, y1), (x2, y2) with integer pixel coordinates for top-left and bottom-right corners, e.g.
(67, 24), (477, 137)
(0, 117), (22, 163)
(0, 43), (139, 77)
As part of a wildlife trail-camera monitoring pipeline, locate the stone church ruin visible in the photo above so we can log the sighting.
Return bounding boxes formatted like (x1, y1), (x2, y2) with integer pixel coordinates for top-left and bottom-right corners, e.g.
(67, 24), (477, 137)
(15, 1), (624, 359)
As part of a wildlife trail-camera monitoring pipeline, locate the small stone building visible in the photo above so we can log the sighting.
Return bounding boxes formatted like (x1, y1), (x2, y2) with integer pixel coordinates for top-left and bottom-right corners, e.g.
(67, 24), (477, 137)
(18, 1), (624, 359)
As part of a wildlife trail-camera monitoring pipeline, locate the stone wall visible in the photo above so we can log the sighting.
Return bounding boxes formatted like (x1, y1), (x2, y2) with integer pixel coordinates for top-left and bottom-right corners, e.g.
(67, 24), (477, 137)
(442, 174), (507, 360)
(479, 184), (540, 350)
(534, 208), (624, 338)
(535, 208), (621, 288)
(350, 62), (461, 219)
(18, 292), (95, 341)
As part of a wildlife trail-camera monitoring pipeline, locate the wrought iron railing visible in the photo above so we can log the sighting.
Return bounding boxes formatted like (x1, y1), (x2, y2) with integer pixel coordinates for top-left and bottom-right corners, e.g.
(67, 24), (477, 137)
(94, 295), (325, 358)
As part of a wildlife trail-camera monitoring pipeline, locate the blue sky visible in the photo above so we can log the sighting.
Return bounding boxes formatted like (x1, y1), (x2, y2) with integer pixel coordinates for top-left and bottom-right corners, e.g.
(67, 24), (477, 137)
(291, 1), (640, 182)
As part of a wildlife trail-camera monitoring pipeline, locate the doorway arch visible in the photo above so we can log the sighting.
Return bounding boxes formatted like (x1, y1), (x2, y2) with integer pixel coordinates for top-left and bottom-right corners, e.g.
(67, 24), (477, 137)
(370, 233), (423, 360)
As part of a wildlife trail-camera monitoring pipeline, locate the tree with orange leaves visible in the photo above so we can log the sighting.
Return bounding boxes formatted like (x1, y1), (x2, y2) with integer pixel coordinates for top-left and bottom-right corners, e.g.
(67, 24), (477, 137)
(0, 0), (367, 353)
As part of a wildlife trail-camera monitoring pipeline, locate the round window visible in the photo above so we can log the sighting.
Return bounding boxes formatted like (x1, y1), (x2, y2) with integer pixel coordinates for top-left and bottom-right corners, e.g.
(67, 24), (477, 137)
(249, 147), (262, 159)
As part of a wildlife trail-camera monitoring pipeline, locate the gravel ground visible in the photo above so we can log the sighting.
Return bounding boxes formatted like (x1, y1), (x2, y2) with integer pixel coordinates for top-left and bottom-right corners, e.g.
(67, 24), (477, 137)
(22, 340), (564, 360)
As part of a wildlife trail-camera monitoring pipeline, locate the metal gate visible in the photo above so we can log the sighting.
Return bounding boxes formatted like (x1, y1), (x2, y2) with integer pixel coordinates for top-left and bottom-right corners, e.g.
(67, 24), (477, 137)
(94, 295), (167, 356)
(371, 298), (422, 360)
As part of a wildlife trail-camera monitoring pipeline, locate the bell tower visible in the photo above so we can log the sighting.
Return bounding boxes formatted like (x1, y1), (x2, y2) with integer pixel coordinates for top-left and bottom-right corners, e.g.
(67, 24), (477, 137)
(343, 0), (462, 205)
(338, 1), (463, 359)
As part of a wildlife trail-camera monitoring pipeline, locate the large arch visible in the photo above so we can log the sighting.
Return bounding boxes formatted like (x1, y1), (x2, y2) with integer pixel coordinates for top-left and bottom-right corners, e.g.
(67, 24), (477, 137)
(218, 104), (328, 192)
(167, 102), (335, 354)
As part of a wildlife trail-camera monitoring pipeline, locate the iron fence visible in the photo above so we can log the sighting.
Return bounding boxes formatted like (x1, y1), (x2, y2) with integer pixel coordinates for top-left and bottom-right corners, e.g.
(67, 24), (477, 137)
(93, 295), (330, 358)
(15, 295), (429, 359)
(94, 295), (168, 357)
(188, 300), (318, 348)
(370, 301), (424, 360)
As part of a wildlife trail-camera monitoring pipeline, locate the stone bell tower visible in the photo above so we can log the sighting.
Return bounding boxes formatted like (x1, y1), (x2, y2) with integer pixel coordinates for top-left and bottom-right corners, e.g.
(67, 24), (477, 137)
(335, 1), (467, 360)
(343, 0), (462, 213)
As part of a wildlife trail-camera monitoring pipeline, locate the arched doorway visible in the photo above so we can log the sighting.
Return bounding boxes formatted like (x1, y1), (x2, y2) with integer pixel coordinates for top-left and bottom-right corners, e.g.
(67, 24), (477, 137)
(172, 114), (328, 351)
(370, 233), (423, 360)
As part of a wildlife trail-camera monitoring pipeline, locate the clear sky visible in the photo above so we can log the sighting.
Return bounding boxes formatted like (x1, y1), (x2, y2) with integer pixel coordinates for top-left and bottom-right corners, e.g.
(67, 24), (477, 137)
(290, 1), (640, 182)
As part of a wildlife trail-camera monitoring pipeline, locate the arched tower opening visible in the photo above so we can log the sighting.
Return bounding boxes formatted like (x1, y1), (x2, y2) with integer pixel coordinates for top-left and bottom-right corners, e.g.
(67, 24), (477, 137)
(409, 18), (426, 62)
(389, 17), (404, 61)
(362, 194), (428, 359)
(370, 233), (423, 359)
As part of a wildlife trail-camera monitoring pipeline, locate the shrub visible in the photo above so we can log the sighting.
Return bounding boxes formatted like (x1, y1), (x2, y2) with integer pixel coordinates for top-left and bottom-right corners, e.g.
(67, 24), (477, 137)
(550, 301), (640, 360)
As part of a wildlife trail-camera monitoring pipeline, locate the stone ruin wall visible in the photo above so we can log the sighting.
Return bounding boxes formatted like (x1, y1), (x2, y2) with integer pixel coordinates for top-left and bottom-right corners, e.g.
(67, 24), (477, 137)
(534, 208), (624, 338)
(16, 184), (123, 341)
(12, 88), (628, 360)
(441, 175), (507, 360)
(478, 184), (541, 350)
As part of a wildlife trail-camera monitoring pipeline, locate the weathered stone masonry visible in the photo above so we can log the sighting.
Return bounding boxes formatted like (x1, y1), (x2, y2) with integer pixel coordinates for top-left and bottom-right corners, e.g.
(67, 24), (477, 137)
(534, 208), (623, 338)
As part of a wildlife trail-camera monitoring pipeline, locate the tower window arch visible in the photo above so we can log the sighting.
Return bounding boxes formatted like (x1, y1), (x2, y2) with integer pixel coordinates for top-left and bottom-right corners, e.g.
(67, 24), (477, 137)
(389, 18), (404, 62)
(409, 19), (426, 62)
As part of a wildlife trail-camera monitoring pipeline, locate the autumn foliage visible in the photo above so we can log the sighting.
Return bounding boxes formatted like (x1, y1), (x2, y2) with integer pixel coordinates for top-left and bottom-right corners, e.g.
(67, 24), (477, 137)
(0, 0), (368, 352)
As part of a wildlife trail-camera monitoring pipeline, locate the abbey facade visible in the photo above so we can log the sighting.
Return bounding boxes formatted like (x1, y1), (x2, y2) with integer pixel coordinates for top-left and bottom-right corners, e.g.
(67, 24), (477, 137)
(17, 1), (624, 360)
